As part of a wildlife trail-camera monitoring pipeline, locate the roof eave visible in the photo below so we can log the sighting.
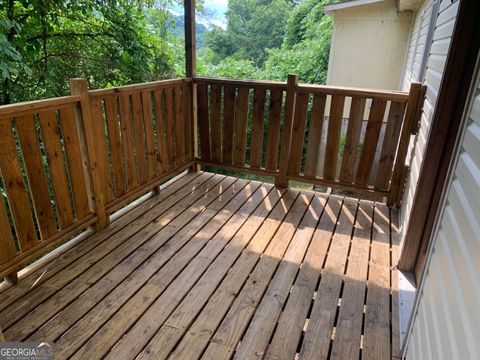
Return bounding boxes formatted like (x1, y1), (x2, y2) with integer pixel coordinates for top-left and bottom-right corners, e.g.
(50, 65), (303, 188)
(323, 0), (386, 14)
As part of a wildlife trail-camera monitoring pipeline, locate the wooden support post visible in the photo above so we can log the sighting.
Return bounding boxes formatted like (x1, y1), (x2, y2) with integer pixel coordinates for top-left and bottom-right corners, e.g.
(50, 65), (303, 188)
(185, 0), (196, 78)
(69, 79), (109, 229)
(387, 82), (424, 207)
(275, 74), (299, 188)
(185, 0), (199, 171)
(4, 271), (18, 285)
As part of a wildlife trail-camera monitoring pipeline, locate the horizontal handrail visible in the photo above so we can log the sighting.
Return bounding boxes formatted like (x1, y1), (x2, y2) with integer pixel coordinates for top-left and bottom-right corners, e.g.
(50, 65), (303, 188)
(89, 77), (192, 97)
(194, 76), (410, 100)
(0, 95), (81, 119)
(194, 76), (287, 90)
(297, 83), (410, 101)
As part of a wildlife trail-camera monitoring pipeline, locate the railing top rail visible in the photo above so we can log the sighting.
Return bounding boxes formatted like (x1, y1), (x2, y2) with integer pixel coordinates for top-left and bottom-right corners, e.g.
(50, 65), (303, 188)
(88, 77), (192, 97)
(194, 75), (411, 102)
(297, 83), (410, 101)
(0, 95), (81, 119)
(194, 76), (288, 90)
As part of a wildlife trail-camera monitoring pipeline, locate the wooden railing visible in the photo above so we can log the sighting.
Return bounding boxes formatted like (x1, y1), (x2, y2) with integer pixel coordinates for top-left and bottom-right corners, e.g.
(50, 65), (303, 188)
(194, 75), (425, 203)
(86, 78), (193, 213)
(0, 74), (423, 281)
(195, 77), (287, 177)
(0, 78), (194, 280)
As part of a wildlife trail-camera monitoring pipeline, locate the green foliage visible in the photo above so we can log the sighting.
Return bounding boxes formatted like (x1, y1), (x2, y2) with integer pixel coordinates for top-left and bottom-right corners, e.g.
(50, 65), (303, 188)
(204, 26), (235, 63)
(284, 0), (329, 47)
(1, 0), (333, 105)
(200, 0), (333, 84)
(0, 0), (180, 104)
(339, 133), (363, 157)
(263, 0), (333, 83)
(265, 14), (333, 83)
(204, 0), (293, 67)
(199, 56), (263, 79)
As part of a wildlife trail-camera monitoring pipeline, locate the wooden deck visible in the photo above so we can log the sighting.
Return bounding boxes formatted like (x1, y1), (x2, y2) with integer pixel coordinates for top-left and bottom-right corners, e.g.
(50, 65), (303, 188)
(0, 171), (400, 360)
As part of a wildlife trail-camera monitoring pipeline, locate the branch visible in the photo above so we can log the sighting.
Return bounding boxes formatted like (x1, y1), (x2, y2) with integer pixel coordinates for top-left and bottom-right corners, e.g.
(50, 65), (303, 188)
(31, 52), (73, 65)
(27, 31), (113, 42)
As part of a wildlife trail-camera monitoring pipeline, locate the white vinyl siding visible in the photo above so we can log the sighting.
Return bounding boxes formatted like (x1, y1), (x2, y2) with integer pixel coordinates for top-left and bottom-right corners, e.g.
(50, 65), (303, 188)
(399, 0), (458, 248)
(405, 66), (480, 360)
(401, 0), (433, 87)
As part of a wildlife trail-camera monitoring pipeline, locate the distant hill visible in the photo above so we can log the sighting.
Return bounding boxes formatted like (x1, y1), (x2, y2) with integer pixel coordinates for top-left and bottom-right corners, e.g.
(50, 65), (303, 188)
(170, 14), (209, 48)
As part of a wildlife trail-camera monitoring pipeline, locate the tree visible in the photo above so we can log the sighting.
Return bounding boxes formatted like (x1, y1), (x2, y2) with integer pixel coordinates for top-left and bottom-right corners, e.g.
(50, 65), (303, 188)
(200, 0), (332, 84)
(265, 0), (333, 83)
(199, 55), (262, 79)
(0, 0), (177, 104)
(205, 0), (293, 67)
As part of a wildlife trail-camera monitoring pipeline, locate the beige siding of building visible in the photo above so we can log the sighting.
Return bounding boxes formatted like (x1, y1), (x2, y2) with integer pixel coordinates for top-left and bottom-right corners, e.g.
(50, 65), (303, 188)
(404, 63), (480, 360)
(326, 1), (412, 90)
(399, 0), (458, 248)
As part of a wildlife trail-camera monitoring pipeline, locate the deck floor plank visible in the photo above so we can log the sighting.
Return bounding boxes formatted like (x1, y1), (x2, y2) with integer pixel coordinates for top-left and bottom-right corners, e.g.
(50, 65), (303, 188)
(2, 171), (398, 360)
(3, 174), (229, 338)
(100, 181), (271, 360)
(53, 176), (249, 359)
(265, 195), (343, 360)
(201, 192), (314, 360)
(168, 190), (300, 360)
(136, 187), (286, 360)
(362, 204), (392, 360)
(299, 197), (358, 360)
(0, 172), (209, 315)
(0, 171), (205, 311)
(232, 194), (327, 359)
(29, 178), (251, 346)
(330, 200), (374, 360)
(391, 210), (401, 359)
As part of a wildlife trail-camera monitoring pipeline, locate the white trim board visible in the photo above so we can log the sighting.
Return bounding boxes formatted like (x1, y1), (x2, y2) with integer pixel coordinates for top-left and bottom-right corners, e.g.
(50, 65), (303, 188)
(398, 270), (417, 352)
(323, 0), (385, 14)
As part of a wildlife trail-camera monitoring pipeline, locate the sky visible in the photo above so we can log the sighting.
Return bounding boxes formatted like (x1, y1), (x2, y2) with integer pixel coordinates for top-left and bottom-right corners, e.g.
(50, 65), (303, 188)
(204, 0), (229, 17)
(171, 0), (228, 29)
(200, 0), (228, 28)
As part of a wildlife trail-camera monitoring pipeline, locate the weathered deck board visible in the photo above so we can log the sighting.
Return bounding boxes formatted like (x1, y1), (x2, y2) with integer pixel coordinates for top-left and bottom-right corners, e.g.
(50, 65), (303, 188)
(232, 194), (326, 359)
(330, 201), (373, 360)
(0, 171), (399, 360)
(71, 180), (263, 360)
(265, 195), (343, 360)
(363, 204), (392, 360)
(0, 172), (204, 312)
(300, 198), (358, 360)
(136, 187), (286, 360)
(0, 173), (220, 330)
(33, 179), (249, 345)
(169, 190), (299, 360)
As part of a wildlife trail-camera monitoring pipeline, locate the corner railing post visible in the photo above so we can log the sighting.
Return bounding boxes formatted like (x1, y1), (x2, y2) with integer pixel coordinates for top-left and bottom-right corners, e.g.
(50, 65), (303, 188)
(388, 82), (425, 207)
(69, 78), (109, 229)
(4, 272), (18, 285)
(276, 74), (299, 188)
